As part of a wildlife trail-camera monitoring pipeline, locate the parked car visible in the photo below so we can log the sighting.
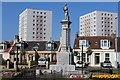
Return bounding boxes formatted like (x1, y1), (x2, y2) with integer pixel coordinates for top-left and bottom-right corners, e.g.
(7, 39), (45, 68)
(75, 61), (85, 68)
(103, 61), (112, 68)
(38, 58), (46, 66)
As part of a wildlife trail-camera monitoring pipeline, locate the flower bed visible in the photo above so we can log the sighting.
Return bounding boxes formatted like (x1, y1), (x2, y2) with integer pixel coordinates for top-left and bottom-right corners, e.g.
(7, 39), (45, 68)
(2, 72), (21, 77)
(2, 72), (15, 77)
(92, 75), (120, 79)
(70, 74), (90, 79)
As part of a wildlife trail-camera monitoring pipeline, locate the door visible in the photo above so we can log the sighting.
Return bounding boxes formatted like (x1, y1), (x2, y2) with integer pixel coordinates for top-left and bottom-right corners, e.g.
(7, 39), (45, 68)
(95, 53), (100, 64)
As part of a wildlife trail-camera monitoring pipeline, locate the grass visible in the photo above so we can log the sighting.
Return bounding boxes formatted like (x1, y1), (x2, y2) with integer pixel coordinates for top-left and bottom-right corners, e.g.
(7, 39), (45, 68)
(47, 78), (89, 80)
(20, 68), (36, 72)
(0, 69), (16, 73)
(1, 77), (89, 80)
(113, 71), (120, 74)
(1, 68), (120, 80)
(87, 69), (120, 75)
(1, 77), (13, 80)
(0, 68), (35, 73)
(85, 69), (110, 73)
(1, 77), (120, 80)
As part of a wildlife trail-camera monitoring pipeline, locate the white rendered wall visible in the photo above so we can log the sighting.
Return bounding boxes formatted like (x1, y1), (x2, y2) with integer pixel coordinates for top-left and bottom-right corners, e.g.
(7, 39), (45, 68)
(0, 52), (9, 60)
(73, 49), (117, 67)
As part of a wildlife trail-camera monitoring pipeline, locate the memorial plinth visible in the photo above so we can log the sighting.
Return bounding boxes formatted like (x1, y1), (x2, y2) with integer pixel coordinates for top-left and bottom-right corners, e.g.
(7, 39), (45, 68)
(50, 51), (75, 73)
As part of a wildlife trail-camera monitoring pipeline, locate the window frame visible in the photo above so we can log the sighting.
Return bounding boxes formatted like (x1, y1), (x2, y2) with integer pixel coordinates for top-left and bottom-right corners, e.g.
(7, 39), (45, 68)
(105, 53), (110, 61)
(101, 39), (110, 49)
(79, 40), (89, 49)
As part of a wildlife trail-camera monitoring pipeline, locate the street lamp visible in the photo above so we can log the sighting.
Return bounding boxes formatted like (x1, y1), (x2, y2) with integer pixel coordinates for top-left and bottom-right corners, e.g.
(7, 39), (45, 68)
(81, 44), (83, 74)
(15, 42), (22, 72)
(79, 41), (84, 74)
(33, 45), (39, 67)
(15, 41), (28, 72)
(32, 44), (39, 79)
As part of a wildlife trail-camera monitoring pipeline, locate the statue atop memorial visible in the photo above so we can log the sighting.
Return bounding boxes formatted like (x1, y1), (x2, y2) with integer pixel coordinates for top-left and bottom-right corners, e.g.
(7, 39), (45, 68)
(63, 3), (69, 21)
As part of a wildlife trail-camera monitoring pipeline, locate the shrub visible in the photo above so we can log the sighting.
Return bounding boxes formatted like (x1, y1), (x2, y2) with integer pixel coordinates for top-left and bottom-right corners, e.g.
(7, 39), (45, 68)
(2, 59), (7, 66)
(100, 62), (103, 67)
(30, 61), (36, 66)
(18, 62), (28, 65)
(1, 59), (14, 68)
(9, 50), (15, 55)
(9, 62), (14, 68)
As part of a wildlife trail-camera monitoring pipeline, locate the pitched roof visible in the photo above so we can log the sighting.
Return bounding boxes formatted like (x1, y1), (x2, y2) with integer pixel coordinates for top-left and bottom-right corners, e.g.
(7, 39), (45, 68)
(0, 41), (10, 44)
(11, 41), (60, 51)
(0, 41), (14, 52)
(74, 36), (116, 49)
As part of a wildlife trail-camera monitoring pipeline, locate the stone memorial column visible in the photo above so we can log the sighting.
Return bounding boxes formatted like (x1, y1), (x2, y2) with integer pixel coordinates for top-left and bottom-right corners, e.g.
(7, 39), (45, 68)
(50, 4), (75, 74)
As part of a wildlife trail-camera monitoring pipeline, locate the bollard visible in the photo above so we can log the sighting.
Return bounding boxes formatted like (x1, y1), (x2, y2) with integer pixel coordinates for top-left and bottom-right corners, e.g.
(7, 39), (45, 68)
(28, 61), (31, 69)
(46, 61), (49, 69)
(61, 69), (63, 77)
(14, 61), (17, 70)
(7, 60), (10, 69)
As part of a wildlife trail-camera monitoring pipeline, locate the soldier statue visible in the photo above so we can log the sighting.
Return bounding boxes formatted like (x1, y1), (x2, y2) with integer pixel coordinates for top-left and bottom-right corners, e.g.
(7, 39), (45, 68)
(63, 3), (69, 20)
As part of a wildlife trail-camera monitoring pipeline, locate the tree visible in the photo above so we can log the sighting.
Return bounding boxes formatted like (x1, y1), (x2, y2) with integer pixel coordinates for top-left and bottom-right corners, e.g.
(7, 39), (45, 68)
(20, 50), (26, 63)
(86, 49), (93, 63)
(1, 58), (7, 65)
(86, 49), (93, 56)
(74, 51), (80, 62)
(10, 50), (15, 55)
(74, 51), (79, 56)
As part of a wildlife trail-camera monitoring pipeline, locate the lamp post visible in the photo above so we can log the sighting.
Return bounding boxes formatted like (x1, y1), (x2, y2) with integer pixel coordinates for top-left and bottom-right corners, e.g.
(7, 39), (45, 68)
(33, 46), (39, 79)
(15, 41), (28, 72)
(81, 44), (83, 74)
(33, 46), (39, 67)
(15, 42), (22, 72)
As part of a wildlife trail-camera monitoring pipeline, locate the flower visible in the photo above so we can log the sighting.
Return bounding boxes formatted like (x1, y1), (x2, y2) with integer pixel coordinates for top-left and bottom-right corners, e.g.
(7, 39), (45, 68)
(92, 75), (120, 79)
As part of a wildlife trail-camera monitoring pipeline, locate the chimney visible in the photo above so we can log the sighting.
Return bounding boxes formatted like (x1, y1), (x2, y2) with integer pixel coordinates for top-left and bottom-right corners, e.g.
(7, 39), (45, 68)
(75, 32), (79, 38)
(14, 35), (19, 43)
(111, 33), (116, 38)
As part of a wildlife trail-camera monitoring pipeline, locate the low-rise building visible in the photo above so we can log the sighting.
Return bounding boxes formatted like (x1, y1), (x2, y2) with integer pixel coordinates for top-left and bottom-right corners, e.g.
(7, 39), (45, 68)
(10, 41), (60, 64)
(73, 35), (120, 68)
(0, 41), (14, 60)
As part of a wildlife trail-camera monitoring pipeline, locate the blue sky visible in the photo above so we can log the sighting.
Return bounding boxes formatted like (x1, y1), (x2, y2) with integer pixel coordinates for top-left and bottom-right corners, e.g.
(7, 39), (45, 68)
(2, 2), (118, 47)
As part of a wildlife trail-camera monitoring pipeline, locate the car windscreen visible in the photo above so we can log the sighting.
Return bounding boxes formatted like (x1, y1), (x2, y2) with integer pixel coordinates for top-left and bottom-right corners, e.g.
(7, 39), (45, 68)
(76, 61), (83, 64)
(104, 61), (111, 63)
(38, 58), (46, 61)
